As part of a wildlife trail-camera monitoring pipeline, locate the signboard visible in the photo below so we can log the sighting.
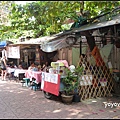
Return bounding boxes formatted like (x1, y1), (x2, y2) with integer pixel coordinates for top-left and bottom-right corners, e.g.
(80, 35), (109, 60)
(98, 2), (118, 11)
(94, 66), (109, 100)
(7, 46), (20, 58)
(41, 72), (60, 96)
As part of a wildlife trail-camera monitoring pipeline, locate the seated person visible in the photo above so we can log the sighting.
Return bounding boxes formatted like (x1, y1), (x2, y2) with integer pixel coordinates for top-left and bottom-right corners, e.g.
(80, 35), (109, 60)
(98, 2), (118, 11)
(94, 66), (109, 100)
(21, 61), (27, 69)
(28, 62), (35, 70)
(17, 61), (23, 69)
(41, 64), (46, 72)
(32, 64), (38, 71)
(37, 65), (41, 71)
(41, 62), (50, 72)
(18, 64), (23, 69)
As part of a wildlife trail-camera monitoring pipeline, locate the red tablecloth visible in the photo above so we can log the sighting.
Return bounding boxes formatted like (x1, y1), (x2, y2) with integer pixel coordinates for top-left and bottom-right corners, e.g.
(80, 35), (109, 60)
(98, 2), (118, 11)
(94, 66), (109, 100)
(41, 72), (60, 96)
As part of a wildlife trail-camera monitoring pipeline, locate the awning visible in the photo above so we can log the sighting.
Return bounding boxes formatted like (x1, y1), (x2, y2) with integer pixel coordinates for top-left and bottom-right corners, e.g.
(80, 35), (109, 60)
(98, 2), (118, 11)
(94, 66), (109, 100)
(40, 36), (69, 52)
(0, 41), (7, 48)
(10, 36), (57, 46)
(0, 40), (13, 48)
(40, 33), (78, 53)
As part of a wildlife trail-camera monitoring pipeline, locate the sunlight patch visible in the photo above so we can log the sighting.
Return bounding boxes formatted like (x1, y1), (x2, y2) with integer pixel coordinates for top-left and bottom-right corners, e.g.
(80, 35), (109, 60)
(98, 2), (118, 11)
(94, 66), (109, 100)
(109, 110), (114, 113)
(17, 91), (23, 93)
(10, 90), (14, 92)
(53, 109), (61, 113)
(103, 101), (107, 104)
(45, 110), (50, 113)
(30, 93), (36, 95)
(92, 100), (97, 102)
(70, 112), (79, 115)
(84, 112), (90, 115)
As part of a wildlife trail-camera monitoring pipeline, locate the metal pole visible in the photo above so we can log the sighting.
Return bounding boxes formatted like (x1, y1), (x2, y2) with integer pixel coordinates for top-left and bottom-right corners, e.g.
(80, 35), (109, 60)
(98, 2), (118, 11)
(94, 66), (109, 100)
(80, 40), (82, 55)
(114, 25), (117, 69)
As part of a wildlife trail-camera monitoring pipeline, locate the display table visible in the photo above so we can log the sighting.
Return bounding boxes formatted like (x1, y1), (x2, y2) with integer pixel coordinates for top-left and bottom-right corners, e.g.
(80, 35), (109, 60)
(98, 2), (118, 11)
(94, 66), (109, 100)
(25, 70), (42, 83)
(7, 67), (17, 80)
(41, 72), (61, 96)
(7, 67), (17, 73)
(14, 69), (27, 77)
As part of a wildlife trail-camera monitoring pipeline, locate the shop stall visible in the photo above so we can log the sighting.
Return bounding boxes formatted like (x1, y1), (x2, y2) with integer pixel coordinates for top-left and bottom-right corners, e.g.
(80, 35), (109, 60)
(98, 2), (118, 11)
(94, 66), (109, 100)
(41, 61), (68, 98)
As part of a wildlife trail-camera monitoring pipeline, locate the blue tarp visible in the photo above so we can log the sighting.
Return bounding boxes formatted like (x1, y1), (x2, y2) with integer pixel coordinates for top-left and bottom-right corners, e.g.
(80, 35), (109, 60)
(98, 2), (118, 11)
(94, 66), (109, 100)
(0, 41), (7, 48)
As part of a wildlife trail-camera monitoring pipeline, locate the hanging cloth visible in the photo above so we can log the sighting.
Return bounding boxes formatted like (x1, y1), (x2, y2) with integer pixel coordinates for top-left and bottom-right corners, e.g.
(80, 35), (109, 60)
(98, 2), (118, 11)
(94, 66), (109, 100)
(91, 46), (105, 66)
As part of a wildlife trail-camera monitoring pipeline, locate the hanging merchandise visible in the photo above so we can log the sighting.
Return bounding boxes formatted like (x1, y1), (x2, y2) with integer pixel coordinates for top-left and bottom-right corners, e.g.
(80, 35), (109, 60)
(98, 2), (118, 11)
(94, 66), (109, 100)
(100, 43), (113, 63)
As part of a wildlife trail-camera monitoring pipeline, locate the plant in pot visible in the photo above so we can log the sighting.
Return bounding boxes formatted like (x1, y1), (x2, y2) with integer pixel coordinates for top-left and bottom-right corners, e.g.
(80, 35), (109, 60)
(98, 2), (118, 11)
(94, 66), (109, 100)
(61, 66), (83, 104)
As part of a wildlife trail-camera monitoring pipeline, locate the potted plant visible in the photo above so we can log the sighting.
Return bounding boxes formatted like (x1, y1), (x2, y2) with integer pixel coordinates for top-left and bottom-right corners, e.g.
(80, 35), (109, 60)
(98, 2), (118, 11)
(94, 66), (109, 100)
(61, 66), (83, 104)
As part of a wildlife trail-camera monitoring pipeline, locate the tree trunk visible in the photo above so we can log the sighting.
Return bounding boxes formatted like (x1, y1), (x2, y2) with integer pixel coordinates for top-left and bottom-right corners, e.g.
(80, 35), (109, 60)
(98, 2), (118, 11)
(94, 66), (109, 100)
(81, 30), (105, 66)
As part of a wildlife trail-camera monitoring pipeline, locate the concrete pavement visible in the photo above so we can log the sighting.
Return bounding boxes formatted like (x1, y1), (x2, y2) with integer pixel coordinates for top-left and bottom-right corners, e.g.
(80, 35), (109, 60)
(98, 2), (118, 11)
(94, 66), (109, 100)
(0, 79), (120, 119)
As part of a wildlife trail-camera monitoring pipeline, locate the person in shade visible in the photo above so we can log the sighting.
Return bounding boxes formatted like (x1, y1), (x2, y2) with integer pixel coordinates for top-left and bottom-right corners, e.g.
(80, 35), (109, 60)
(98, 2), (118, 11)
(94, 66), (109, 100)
(28, 62), (35, 70)
(1, 56), (7, 80)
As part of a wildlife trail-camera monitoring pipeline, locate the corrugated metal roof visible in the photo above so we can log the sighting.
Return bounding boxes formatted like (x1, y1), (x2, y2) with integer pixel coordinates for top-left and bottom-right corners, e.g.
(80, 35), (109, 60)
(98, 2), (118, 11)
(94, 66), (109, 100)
(74, 14), (120, 32)
(57, 14), (120, 37)
(9, 35), (58, 46)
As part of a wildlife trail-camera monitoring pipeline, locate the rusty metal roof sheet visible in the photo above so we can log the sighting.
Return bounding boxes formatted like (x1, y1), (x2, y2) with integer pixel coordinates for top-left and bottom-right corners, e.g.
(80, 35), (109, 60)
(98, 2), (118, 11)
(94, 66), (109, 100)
(74, 14), (120, 32)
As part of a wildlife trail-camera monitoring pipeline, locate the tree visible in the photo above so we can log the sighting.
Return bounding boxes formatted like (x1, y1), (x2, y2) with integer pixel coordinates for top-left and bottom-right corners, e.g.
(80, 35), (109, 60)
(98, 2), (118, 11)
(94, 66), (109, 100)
(1, 1), (120, 40)
(0, 1), (15, 40)
(0, 1), (14, 25)
(8, 1), (81, 38)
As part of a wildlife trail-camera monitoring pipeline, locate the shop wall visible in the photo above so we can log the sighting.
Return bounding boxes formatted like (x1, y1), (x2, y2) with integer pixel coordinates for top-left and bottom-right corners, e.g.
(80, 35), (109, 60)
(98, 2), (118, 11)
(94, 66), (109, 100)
(110, 45), (120, 70)
(57, 46), (89, 67)
(57, 47), (72, 66)
(72, 46), (88, 67)
(35, 47), (48, 66)
(72, 47), (80, 67)
(68, 48), (72, 65)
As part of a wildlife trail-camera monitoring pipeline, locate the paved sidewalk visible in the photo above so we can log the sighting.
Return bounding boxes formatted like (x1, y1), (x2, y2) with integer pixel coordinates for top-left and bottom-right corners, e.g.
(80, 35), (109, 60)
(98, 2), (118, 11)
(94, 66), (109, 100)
(0, 79), (120, 119)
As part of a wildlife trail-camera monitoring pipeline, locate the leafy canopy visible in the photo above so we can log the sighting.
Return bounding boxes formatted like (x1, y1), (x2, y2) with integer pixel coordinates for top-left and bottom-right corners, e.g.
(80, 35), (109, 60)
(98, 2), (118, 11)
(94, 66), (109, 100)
(0, 1), (120, 40)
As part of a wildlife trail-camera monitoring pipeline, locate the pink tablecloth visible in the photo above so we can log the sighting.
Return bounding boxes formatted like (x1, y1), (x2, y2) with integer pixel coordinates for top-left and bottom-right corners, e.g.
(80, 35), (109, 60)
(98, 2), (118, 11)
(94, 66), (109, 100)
(56, 60), (69, 68)
(25, 70), (32, 78)
(25, 70), (42, 83)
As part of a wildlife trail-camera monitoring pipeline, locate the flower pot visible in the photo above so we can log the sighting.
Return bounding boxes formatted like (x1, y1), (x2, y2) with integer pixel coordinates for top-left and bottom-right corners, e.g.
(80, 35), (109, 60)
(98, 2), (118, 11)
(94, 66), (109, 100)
(61, 94), (73, 104)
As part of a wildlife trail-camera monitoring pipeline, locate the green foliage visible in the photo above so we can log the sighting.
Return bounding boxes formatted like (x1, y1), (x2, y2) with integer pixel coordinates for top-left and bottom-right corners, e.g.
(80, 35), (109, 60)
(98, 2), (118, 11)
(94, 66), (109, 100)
(0, 1), (120, 40)
(62, 66), (83, 96)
